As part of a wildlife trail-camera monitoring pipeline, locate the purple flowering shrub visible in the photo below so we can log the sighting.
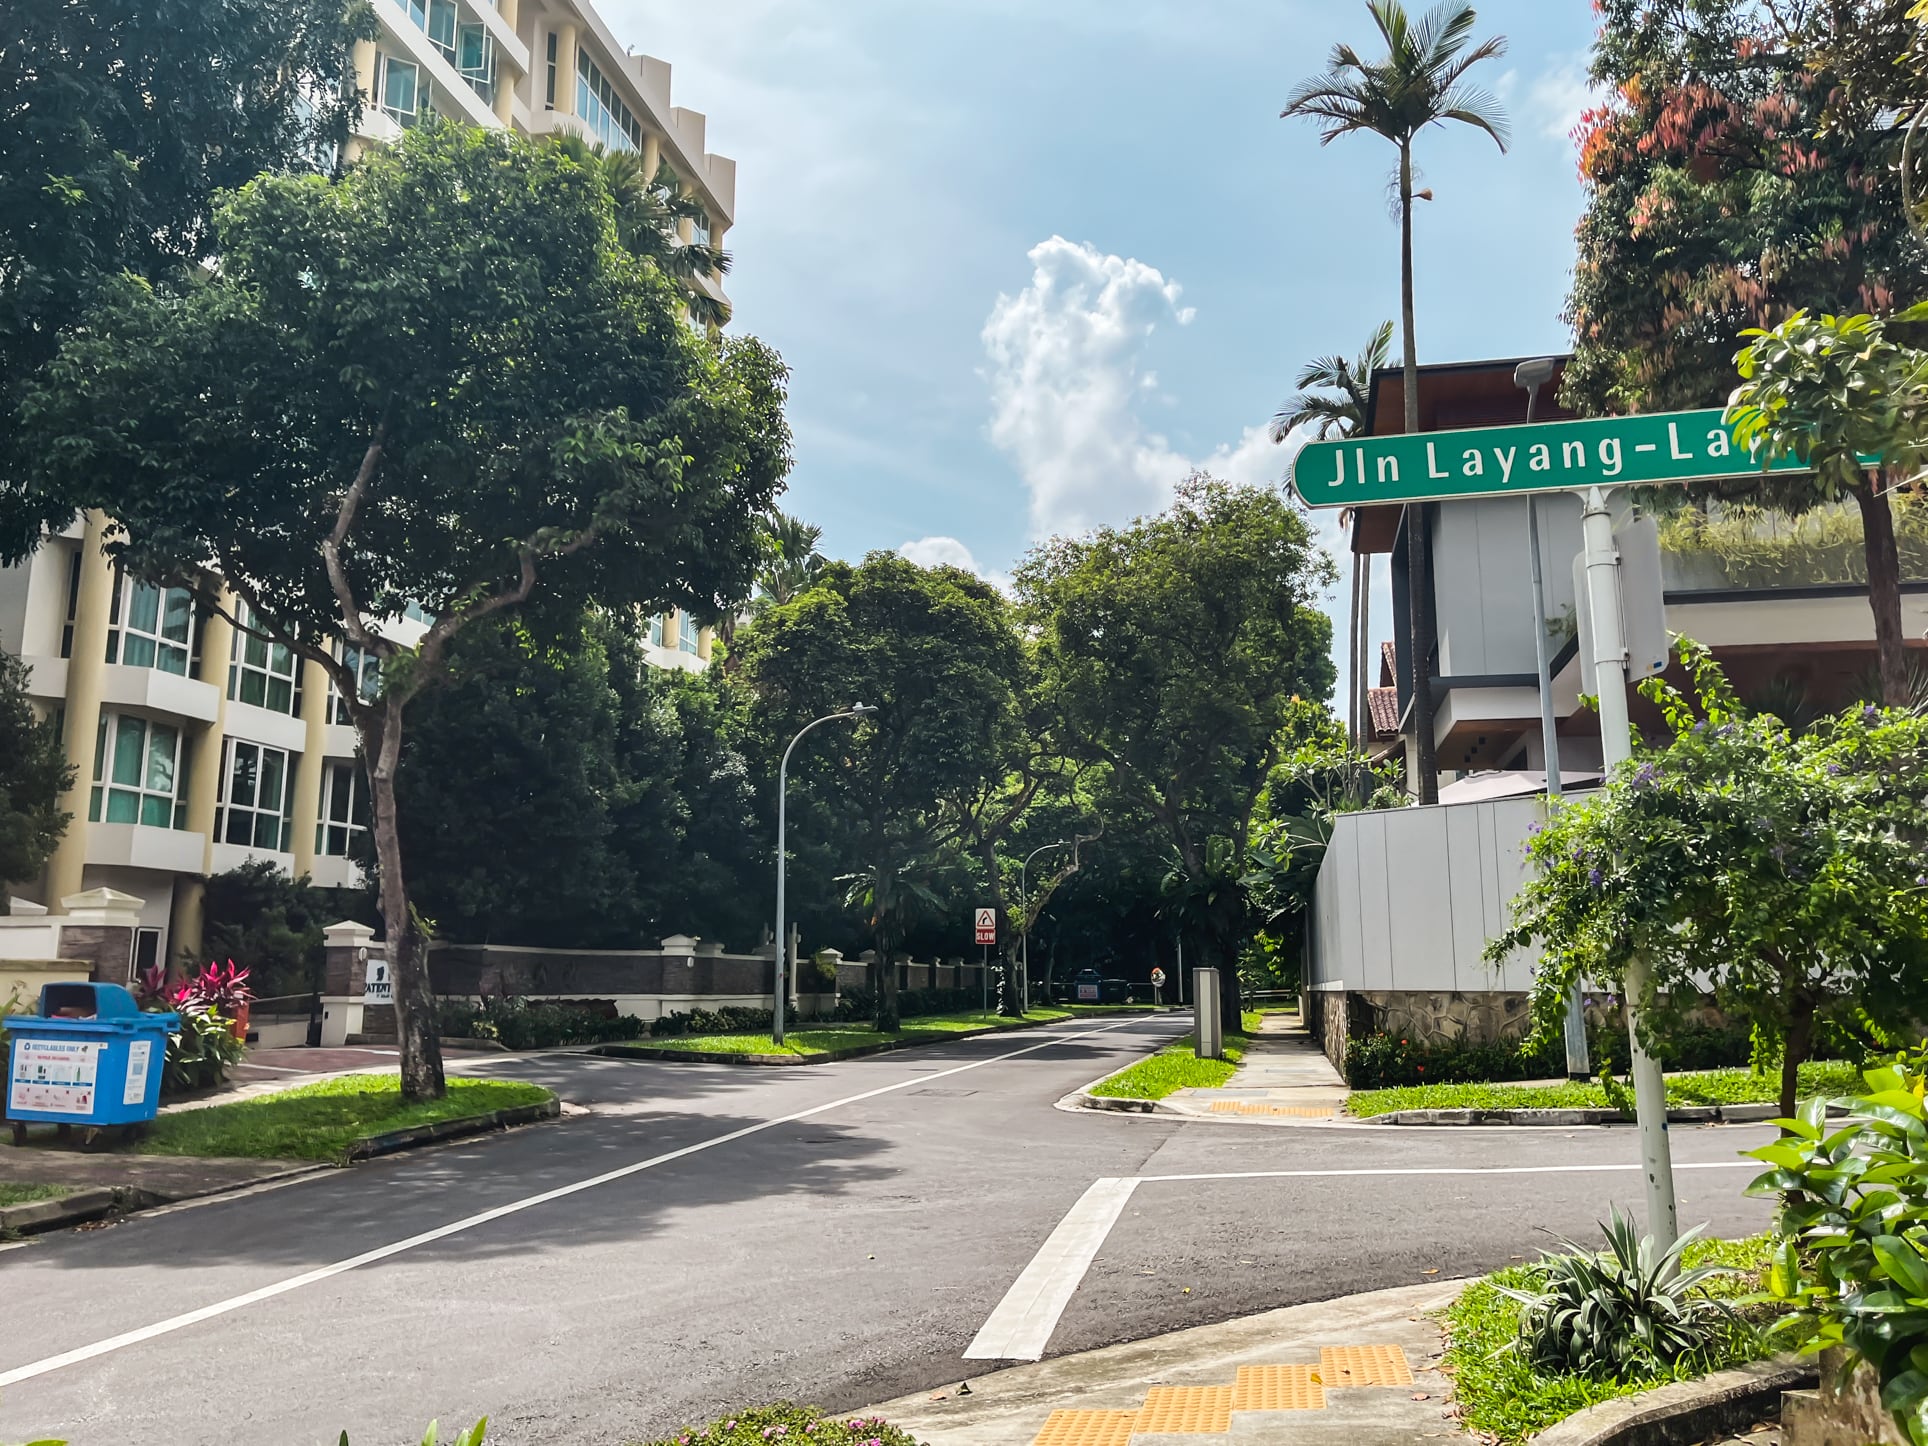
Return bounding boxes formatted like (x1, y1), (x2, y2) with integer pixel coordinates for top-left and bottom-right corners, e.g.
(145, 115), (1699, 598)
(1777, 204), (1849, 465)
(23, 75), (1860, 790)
(1490, 638), (1928, 1124)
(643, 1406), (924, 1445)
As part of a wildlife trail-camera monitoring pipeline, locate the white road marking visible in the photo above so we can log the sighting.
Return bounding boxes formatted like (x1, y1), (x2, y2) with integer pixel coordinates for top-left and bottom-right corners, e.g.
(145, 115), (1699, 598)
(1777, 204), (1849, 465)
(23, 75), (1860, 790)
(0, 1018), (1149, 1391)
(963, 1176), (1140, 1362)
(964, 1158), (1761, 1363)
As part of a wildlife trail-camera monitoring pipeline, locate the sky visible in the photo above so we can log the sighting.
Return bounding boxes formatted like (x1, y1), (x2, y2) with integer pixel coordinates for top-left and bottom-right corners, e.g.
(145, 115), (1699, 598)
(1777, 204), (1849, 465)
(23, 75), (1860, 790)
(602, 0), (1605, 704)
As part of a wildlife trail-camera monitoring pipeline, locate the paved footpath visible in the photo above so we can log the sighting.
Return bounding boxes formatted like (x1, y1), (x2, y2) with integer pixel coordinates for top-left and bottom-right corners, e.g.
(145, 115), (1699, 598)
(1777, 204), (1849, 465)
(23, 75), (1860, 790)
(0, 1015), (1778, 1446)
(1160, 1015), (1349, 1122)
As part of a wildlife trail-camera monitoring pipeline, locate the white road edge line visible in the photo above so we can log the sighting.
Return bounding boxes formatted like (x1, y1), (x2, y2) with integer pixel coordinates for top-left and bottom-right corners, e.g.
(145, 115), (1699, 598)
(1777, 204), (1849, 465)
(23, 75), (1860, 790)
(961, 1158), (1760, 1365)
(0, 1017), (1150, 1392)
(963, 1176), (1139, 1362)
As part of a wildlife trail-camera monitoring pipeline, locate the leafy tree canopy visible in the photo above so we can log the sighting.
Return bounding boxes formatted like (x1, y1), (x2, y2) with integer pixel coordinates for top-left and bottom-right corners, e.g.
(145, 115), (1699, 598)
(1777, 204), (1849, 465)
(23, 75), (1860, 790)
(1491, 640), (1928, 1121)
(0, 649), (73, 889)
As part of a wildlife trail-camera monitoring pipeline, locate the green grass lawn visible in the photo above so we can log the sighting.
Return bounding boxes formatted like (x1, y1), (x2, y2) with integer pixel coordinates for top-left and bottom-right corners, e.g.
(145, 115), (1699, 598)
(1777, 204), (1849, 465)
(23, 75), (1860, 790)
(1345, 1059), (1861, 1118)
(1442, 1233), (1777, 1444)
(621, 1008), (1076, 1059)
(1089, 1033), (1247, 1099)
(137, 1074), (555, 1161)
(0, 1182), (72, 1207)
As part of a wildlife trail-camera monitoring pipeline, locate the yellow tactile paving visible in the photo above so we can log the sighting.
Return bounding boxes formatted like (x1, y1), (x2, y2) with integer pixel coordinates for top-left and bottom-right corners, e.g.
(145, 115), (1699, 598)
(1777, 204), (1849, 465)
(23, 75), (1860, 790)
(1135, 1384), (1236, 1433)
(1320, 1343), (1414, 1386)
(1206, 1101), (1335, 1118)
(1029, 1409), (1140, 1446)
(1232, 1363), (1327, 1411)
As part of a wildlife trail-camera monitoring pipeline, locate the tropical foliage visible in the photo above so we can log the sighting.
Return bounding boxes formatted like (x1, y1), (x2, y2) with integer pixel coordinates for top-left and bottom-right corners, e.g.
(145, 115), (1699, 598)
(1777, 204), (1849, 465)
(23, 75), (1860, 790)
(0, 648), (72, 887)
(1491, 640), (1928, 1122)
(1271, 320), (1392, 442)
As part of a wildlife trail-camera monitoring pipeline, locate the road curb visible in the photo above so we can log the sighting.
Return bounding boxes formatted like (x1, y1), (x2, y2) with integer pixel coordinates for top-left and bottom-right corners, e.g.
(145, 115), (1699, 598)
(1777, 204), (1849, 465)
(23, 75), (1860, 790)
(0, 1186), (127, 1235)
(1529, 1356), (1815, 1445)
(343, 1097), (562, 1160)
(1363, 1101), (1791, 1126)
(589, 1012), (1151, 1067)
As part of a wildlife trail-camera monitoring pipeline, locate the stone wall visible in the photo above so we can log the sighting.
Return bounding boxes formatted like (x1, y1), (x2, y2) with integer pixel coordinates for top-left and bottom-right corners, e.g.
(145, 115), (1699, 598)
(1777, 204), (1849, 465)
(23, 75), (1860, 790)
(59, 925), (136, 987)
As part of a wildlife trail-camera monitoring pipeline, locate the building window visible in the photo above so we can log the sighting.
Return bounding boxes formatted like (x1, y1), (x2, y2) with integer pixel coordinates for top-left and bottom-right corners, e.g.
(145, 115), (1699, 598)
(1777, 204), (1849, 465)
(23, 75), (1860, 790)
(106, 572), (194, 675)
(457, 23), (495, 100)
(60, 547), (80, 659)
(229, 605), (300, 715)
(217, 739), (293, 851)
(679, 613), (701, 654)
(689, 211), (711, 246)
(329, 644), (381, 726)
(577, 50), (641, 152)
(427, 0), (457, 59)
(377, 53), (421, 123)
(649, 613), (664, 647)
(318, 761), (370, 858)
(89, 713), (187, 830)
(545, 31), (557, 108)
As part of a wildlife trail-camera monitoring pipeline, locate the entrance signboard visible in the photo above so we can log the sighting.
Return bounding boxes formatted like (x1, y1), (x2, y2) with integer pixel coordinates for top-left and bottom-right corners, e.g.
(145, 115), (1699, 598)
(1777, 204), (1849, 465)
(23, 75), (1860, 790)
(1288, 407), (1815, 508)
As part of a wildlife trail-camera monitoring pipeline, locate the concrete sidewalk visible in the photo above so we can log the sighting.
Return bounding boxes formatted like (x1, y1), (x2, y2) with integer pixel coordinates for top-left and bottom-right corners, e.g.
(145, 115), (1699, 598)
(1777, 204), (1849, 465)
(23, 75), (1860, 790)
(866, 1280), (1465, 1445)
(1161, 1016), (1349, 1123)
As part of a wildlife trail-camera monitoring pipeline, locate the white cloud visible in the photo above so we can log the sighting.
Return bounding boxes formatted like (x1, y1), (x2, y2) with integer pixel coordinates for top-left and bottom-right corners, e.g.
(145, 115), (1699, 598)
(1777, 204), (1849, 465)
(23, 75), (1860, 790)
(1526, 57), (1604, 143)
(897, 535), (1013, 592)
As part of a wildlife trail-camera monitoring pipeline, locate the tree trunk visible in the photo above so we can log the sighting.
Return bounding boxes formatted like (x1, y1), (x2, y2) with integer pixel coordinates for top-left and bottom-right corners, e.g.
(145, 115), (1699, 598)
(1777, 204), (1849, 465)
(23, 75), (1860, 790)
(1856, 473), (1911, 707)
(361, 701), (445, 1102)
(1398, 141), (1439, 805)
(1347, 547), (1364, 751)
(872, 948), (899, 1032)
(1779, 997), (1816, 1131)
(1356, 546), (1372, 770)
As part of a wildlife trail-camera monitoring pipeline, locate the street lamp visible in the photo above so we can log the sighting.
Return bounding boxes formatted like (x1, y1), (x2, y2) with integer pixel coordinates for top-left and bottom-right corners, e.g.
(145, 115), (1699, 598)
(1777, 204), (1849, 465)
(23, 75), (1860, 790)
(774, 703), (877, 1045)
(1018, 841), (1067, 1012)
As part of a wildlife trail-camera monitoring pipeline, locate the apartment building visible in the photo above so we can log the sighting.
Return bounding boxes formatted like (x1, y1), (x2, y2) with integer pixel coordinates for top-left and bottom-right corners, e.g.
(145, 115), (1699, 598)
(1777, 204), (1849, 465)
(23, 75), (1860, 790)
(0, 0), (730, 969)
(352, 0), (737, 316)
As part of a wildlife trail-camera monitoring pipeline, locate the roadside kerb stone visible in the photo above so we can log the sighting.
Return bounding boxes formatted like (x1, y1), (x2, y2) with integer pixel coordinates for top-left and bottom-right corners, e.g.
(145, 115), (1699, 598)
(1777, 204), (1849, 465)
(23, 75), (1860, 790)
(1530, 1357), (1816, 1446)
(344, 1097), (561, 1160)
(0, 1186), (123, 1235)
(1365, 1102), (1812, 1126)
(588, 1012), (1149, 1067)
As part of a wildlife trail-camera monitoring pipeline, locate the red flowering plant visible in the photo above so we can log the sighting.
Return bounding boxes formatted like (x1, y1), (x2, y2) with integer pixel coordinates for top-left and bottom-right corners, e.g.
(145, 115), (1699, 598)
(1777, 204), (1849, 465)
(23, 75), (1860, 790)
(176, 959), (252, 1018)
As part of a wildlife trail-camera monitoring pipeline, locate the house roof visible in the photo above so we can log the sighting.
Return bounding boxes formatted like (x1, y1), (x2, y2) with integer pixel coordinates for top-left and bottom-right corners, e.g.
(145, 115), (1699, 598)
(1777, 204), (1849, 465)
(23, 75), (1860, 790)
(1366, 686), (1402, 738)
(1379, 640), (1396, 688)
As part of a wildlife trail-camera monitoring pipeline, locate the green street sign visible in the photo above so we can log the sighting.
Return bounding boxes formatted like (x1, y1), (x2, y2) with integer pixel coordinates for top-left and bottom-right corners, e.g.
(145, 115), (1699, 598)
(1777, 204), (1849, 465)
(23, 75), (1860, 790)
(1289, 406), (1809, 509)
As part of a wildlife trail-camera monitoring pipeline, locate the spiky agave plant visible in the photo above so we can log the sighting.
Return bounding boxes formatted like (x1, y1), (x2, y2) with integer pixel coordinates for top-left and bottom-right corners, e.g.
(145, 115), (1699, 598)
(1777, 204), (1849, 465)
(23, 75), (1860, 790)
(1494, 1211), (1738, 1379)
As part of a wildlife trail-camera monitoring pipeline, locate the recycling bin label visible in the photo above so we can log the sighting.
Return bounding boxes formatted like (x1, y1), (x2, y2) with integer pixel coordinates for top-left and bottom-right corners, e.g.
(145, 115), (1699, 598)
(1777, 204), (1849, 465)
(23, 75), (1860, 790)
(8, 1039), (101, 1115)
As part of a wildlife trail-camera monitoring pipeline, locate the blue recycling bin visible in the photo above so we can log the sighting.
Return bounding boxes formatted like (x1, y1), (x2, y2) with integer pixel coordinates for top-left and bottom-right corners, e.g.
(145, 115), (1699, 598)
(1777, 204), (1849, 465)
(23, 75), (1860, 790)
(5, 982), (179, 1136)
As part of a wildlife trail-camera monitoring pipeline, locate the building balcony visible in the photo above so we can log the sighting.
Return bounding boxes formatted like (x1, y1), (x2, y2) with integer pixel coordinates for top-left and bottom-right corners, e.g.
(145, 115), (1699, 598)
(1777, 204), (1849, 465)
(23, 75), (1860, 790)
(84, 824), (206, 875)
(209, 841), (295, 878)
(223, 701), (307, 754)
(310, 855), (365, 891)
(99, 665), (221, 724)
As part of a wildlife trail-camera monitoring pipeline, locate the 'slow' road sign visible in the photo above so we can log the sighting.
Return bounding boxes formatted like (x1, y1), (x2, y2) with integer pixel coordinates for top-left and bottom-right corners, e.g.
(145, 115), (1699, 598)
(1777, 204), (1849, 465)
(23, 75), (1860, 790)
(1289, 407), (1811, 509)
(974, 908), (996, 945)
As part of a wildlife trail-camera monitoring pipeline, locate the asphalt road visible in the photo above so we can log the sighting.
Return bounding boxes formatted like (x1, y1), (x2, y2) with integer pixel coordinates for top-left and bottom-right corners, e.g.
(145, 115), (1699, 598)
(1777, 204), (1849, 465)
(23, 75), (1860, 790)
(0, 1014), (1778, 1446)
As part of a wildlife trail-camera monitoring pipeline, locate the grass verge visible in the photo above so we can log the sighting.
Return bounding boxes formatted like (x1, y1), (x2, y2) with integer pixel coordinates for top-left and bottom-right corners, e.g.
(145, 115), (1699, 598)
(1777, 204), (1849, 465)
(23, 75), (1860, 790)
(137, 1074), (555, 1161)
(0, 1182), (72, 1207)
(1089, 1033), (1247, 1099)
(630, 1008), (1076, 1059)
(1441, 1233), (1778, 1444)
(1346, 1059), (1861, 1118)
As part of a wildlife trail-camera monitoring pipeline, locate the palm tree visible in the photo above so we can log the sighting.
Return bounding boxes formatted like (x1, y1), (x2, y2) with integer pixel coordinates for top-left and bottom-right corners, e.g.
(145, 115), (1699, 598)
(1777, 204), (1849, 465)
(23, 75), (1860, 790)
(547, 133), (733, 328)
(1271, 320), (1392, 443)
(1275, 321), (1393, 753)
(1283, 2), (1508, 804)
(753, 512), (829, 609)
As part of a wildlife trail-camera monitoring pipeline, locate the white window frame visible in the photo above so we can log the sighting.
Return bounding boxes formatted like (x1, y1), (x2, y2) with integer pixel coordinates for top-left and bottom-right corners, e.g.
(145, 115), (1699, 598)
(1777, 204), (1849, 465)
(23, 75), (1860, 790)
(229, 604), (301, 715)
(217, 738), (294, 852)
(89, 712), (187, 830)
(318, 760), (370, 858)
(678, 612), (701, 654)
(377, 52), (421, 124)
(649, 613), (665, 647)
(106, 571), (194, 676)
(330, 643), (381, 726)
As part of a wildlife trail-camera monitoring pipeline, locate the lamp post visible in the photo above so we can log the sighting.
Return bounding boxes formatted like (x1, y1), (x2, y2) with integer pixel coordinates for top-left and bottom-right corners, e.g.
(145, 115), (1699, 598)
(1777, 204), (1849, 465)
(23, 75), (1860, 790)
(774, 703), (876, 1045)
(1019, 841), (1066, 1012)
(1514, 357), (1590, 1082)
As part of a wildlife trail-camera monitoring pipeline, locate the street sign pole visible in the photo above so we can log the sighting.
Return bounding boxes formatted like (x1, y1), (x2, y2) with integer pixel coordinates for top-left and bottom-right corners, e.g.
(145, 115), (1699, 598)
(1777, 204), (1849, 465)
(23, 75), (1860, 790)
(980, 944), (988, 1013)
(1580, 485), (1678, 1245)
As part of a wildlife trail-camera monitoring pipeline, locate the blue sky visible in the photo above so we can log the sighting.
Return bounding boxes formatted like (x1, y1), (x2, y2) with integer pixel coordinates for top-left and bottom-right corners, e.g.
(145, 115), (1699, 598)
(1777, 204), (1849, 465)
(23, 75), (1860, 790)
(604, 0), (1603, 700)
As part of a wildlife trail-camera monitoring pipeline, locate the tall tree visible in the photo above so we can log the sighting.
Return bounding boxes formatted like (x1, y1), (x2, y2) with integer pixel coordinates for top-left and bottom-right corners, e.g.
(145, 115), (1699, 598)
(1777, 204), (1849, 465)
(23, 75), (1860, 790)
(1564, 0), (1928, 416)
(1017, 477), (1337, 1029)
(735, 554), (1027, 1030)
(0, 649), (73, 892)
(754, 513), (831, 609)
(1728, 307), (1928, 706)
(1283, 1), (1509, 805)
(0, 0), (372, 558)
(1271, 319), (1394, 756)
(14, 126), (791, 1099)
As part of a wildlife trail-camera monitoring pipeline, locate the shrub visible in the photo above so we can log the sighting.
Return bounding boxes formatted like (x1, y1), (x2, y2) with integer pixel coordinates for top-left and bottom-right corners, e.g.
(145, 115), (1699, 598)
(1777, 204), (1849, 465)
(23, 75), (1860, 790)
(650, 1005), (773, 1038)
(637, 1405), (925, 1445)
(1495, 1211), (1739, 1380)
(436, 996), (650, 1050)
(834, 986), (980, 1023)
(160, 1005), (246, 1096)
(1748, 1046), (1928, 1444)
(1341, 1020), (1756, 1089)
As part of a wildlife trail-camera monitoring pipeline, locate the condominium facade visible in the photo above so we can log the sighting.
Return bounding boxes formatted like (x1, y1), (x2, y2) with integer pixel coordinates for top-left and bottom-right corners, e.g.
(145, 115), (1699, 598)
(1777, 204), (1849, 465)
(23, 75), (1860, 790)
(0, 0), (730, 971)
